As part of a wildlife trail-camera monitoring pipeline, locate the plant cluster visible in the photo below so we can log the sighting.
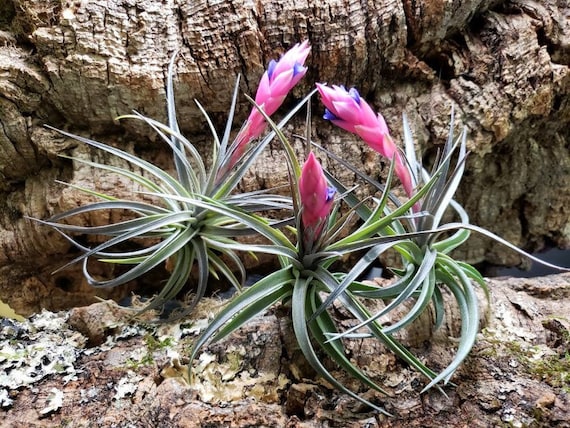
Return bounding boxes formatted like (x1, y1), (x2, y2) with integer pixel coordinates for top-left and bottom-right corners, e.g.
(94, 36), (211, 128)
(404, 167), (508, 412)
(39, 41), (567, 414)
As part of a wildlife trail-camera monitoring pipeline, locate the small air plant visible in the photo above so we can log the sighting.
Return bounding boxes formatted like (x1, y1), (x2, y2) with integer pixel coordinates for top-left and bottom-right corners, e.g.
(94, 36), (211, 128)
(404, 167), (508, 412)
(315, 84), (569, 392)
(35, 42), (312, 318)
(188, 106), (457, 415)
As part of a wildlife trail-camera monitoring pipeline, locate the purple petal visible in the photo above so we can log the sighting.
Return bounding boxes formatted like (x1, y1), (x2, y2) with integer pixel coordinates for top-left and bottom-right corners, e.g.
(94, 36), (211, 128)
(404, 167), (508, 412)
(267, 59), (277, 80)
(293, 62), (305, 77)
(325, 187), (336, 202)
(323, 109), (338, 121)
(348, 87), (360, 104)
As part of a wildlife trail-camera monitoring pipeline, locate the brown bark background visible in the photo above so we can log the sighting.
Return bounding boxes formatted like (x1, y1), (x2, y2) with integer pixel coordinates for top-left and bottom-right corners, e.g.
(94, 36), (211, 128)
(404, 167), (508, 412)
(0, 1), (569, 311)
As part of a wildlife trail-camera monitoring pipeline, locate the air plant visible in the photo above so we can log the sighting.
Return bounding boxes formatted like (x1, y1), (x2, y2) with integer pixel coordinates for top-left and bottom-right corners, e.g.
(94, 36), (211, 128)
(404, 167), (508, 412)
(316, 84), (568, 392)
(188, 105), (459, 415)
(35, 42), (312, 318)
(32, 38), (569, 414)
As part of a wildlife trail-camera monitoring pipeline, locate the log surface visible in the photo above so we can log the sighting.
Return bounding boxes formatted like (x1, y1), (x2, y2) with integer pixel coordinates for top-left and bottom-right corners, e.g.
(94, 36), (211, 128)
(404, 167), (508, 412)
(1, 273), (569, 427)
(0, 0), (568, 314)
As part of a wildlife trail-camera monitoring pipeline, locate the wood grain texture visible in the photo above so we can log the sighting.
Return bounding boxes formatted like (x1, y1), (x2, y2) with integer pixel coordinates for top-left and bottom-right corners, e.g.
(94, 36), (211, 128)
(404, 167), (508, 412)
(0, 0), (568, 312)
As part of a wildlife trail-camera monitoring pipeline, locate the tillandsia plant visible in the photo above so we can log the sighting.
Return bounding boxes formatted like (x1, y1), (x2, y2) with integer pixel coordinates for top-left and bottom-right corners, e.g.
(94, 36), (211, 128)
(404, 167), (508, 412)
(34, 42), (312, 318)
(32, 36), (569, 414)
(188, 106), (465, 415)
(315, 84), (569, 391)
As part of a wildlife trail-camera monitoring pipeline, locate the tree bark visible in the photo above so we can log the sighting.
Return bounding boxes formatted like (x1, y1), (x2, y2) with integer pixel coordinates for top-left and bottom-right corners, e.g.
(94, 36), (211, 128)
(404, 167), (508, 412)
(0, 1), (569, 311)
(1, 273), (569, 427)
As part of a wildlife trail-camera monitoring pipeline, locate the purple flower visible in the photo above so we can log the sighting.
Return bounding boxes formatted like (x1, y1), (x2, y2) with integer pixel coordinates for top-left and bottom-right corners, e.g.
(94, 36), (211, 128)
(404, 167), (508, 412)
(316, 83), (414, 197)
(299, 152), (335, 238)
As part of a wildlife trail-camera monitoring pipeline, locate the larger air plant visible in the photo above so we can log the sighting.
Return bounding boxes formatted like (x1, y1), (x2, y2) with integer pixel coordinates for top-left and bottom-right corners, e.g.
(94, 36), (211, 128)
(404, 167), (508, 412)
(36, 43), (311, 318)
(188, 107), (463, 415)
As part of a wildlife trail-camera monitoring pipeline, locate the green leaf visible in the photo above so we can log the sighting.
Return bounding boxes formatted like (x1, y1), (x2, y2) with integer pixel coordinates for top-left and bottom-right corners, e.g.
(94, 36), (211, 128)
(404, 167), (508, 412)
(206, 246), (245, 292)
(328, 174), (438, 249)
(382, 264), (437, 334)
(219, 75), (242, 161)
(149, 192), (297, 251)
(189, 267), (295, 363)
(310, 242), (398, 321)
(349, 263), (416, 298)
(435, 223), (570, 272)
(291, 274), (392, 415)
(202, 236), (299, 265)
(313, 266), (442, 390)
(165, 51), (194, 191)
(48, 126), (191, 206)
(139, 244), (194, 315)
(213, 282), (293, 343)
(116, 113), (206, 190)
(82, 221), (198, 288)
(307, 287), (390, 396)
(187, 236), (211, 314)
(421, 255), (479, 391)
(329, 249), (437, 340)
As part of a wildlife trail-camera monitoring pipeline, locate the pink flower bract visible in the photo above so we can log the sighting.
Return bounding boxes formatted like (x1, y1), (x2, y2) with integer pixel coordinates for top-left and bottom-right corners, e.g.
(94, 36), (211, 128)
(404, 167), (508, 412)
(228, 41), (311, 168)
(316, 83), (414, 197)
(299, 152), (335, 235)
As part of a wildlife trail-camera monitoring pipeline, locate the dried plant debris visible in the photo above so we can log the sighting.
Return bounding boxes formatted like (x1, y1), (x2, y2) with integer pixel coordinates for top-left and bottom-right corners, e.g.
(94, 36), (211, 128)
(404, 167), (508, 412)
(0, 298), (290, 416)
(113, 371), (144, 401)
(40, 388), (64, 415)
(0, 299), (25, 322)
(190, 345), (290, 404)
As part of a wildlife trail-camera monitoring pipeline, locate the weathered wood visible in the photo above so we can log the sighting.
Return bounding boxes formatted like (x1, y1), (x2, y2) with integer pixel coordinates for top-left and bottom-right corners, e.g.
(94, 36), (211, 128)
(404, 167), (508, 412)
(1, 273), (568, 427)
(0, 0), (568, 312)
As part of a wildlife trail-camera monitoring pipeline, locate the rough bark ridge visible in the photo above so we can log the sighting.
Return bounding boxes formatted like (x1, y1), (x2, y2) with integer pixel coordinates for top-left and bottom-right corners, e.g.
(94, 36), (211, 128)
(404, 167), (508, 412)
(0, 0), (569, 313)
(1, 273), (569, 427)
